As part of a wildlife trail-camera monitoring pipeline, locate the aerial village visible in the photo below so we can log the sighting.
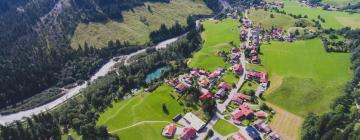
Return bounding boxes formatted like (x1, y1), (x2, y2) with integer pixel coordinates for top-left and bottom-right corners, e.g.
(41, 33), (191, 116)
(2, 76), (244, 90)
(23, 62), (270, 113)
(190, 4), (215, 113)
(158, 3), (294, 140)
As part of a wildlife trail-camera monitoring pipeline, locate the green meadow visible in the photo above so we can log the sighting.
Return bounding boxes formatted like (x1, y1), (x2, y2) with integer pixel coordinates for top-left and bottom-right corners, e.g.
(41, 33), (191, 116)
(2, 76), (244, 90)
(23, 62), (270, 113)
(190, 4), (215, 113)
(97, 85), (184, 139)
(261, 39), (352, 117)
(71, 0), (212, 48)
(248, 9), (296, 30)
(321, 0), (359, 8)
(213, 119), (239, 136)
(279, 0), (360, 29)
(189, 19), (241, 71)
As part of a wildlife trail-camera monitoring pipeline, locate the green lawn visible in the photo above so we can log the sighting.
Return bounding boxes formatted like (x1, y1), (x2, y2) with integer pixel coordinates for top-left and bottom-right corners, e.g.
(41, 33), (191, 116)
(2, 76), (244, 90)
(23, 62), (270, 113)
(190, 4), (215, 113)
(213, 119), (239, 136)
(279, 0), (360, 29)
(261, 39), (352, 117)
(97, 85), (184, 139)
(189, 19), (241, 71)
(248, 9), (296, 30)
(221, 71), (238, 85)
(71, 0), (212, 48)
(239, 80), (259, 93)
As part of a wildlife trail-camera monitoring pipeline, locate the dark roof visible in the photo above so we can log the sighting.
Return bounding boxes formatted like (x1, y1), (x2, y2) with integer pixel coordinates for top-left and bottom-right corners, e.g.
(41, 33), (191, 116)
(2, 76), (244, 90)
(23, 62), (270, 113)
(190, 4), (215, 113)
(246, 126), (261, 139)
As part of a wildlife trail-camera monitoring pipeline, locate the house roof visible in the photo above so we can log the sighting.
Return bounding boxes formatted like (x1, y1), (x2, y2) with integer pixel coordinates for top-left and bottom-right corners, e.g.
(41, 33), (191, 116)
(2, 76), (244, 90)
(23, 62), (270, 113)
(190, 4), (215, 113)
(240, 104), (253, 116)
(255, 111), (268, 118)
(180, 127), (197, 140)
(183, 112), (206, 131)
(269, 132), (281, 140)
(163, 124), (177, 136)
(175, 83), (188, 92)
(199, 89), (213, 101)
(232, 132), (247, 140)
(233, 64), (243, 72)
(246, 126), (260, 139)
(200, 79), (209, 86)
(218, 82), (231, 90)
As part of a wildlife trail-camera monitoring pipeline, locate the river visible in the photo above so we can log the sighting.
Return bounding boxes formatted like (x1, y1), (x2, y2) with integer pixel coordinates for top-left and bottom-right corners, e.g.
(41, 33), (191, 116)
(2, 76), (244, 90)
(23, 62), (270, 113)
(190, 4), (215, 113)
(0, 33), (186, 125)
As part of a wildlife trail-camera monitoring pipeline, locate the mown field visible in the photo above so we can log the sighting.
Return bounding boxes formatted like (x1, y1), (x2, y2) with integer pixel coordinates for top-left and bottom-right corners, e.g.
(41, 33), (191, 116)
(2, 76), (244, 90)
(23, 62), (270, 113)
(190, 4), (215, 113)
(213, 119), (239, 136)
(279, 0), (360, 29)
(71, 0), (212, 48)
(248, 9), (296, 30)
(96, 85), (184, 140)
(189, 19), (241, 71)
(261, 39), (352, 117)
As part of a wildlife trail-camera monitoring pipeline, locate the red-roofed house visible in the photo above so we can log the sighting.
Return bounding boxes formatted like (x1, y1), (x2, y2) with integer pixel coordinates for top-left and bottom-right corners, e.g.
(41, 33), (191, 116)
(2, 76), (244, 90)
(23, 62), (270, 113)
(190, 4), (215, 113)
(208, 72), (219, 79)
(247, 71), (268, 84)
(167, 79), (179, 87)
(199, 79), (209, 87)
(232, 93), (251, 104)
(199, 89), (213, 101)
(231, 104), (254, 121)
(218, 82), (231, 91)
(161, 124), (177, 138)
(180, 127), (197, 140)
(255, 111), (268, 118)
(232, 132), (247, 140)
(175, 83), (188, 93)
(233, 64), (244, 75)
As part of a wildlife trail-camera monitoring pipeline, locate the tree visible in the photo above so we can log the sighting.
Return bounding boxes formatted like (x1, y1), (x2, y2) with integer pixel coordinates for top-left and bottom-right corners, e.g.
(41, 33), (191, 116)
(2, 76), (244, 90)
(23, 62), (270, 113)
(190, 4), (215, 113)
(270, 14), (274, 18)
(162, 103), (169, 115)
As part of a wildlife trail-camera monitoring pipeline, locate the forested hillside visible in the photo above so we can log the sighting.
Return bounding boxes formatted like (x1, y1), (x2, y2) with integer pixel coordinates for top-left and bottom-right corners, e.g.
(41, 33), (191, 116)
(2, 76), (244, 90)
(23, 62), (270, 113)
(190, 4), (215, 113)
(0, 0), (214, 110)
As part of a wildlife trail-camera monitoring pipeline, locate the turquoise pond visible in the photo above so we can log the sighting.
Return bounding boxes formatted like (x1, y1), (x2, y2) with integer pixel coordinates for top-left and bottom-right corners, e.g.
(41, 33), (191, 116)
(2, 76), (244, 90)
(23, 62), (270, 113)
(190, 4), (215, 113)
(145, 66), (170, 83)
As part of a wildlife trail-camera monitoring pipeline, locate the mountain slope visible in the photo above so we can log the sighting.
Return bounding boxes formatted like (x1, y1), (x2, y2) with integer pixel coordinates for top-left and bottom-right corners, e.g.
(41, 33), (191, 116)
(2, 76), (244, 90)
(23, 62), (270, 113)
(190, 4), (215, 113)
(0, 0), (213, 109)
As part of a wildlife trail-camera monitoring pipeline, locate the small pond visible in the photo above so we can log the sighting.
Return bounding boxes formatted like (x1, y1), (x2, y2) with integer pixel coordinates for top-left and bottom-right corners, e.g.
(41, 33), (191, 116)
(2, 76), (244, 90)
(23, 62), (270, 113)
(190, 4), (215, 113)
(145, 66), (170, 83)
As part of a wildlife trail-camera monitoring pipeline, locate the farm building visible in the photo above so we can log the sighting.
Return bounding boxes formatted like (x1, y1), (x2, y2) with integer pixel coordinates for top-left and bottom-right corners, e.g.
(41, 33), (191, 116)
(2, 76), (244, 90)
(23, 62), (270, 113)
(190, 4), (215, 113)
(180, 127), (197, 140)
(161, 124), (177, 138)
(183, 112), (206, 131)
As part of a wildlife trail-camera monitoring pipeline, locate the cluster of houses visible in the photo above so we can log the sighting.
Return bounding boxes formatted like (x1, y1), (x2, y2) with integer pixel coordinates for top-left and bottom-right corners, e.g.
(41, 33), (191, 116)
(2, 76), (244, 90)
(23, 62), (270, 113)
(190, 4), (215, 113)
(270, 1), (284, 7)
(161, 112), (206, 140)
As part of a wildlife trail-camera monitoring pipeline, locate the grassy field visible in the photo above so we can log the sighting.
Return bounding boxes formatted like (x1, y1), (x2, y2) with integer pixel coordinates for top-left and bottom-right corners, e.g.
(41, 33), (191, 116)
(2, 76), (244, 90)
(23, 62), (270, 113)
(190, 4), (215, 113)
(321, 0), (359, 8)
(248, 9), (296, 30)
(261, 39), (351, 117)
(97, 85), (184, 139)
(221, 71), (238, 85)
(239, 80), (259, 93)
(279, 0), (360, 29)
(71, 0), (212, 48)
(189, 19), (241, 71)
(213, 119), (239, 136)
(268, 103), (303, 140)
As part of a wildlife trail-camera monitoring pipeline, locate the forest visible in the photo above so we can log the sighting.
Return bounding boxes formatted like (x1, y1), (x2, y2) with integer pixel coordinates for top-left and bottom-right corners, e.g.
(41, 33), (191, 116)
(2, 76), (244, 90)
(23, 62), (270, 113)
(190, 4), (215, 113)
(0, 0), (217, 110)
(0, 18), (203, 140)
